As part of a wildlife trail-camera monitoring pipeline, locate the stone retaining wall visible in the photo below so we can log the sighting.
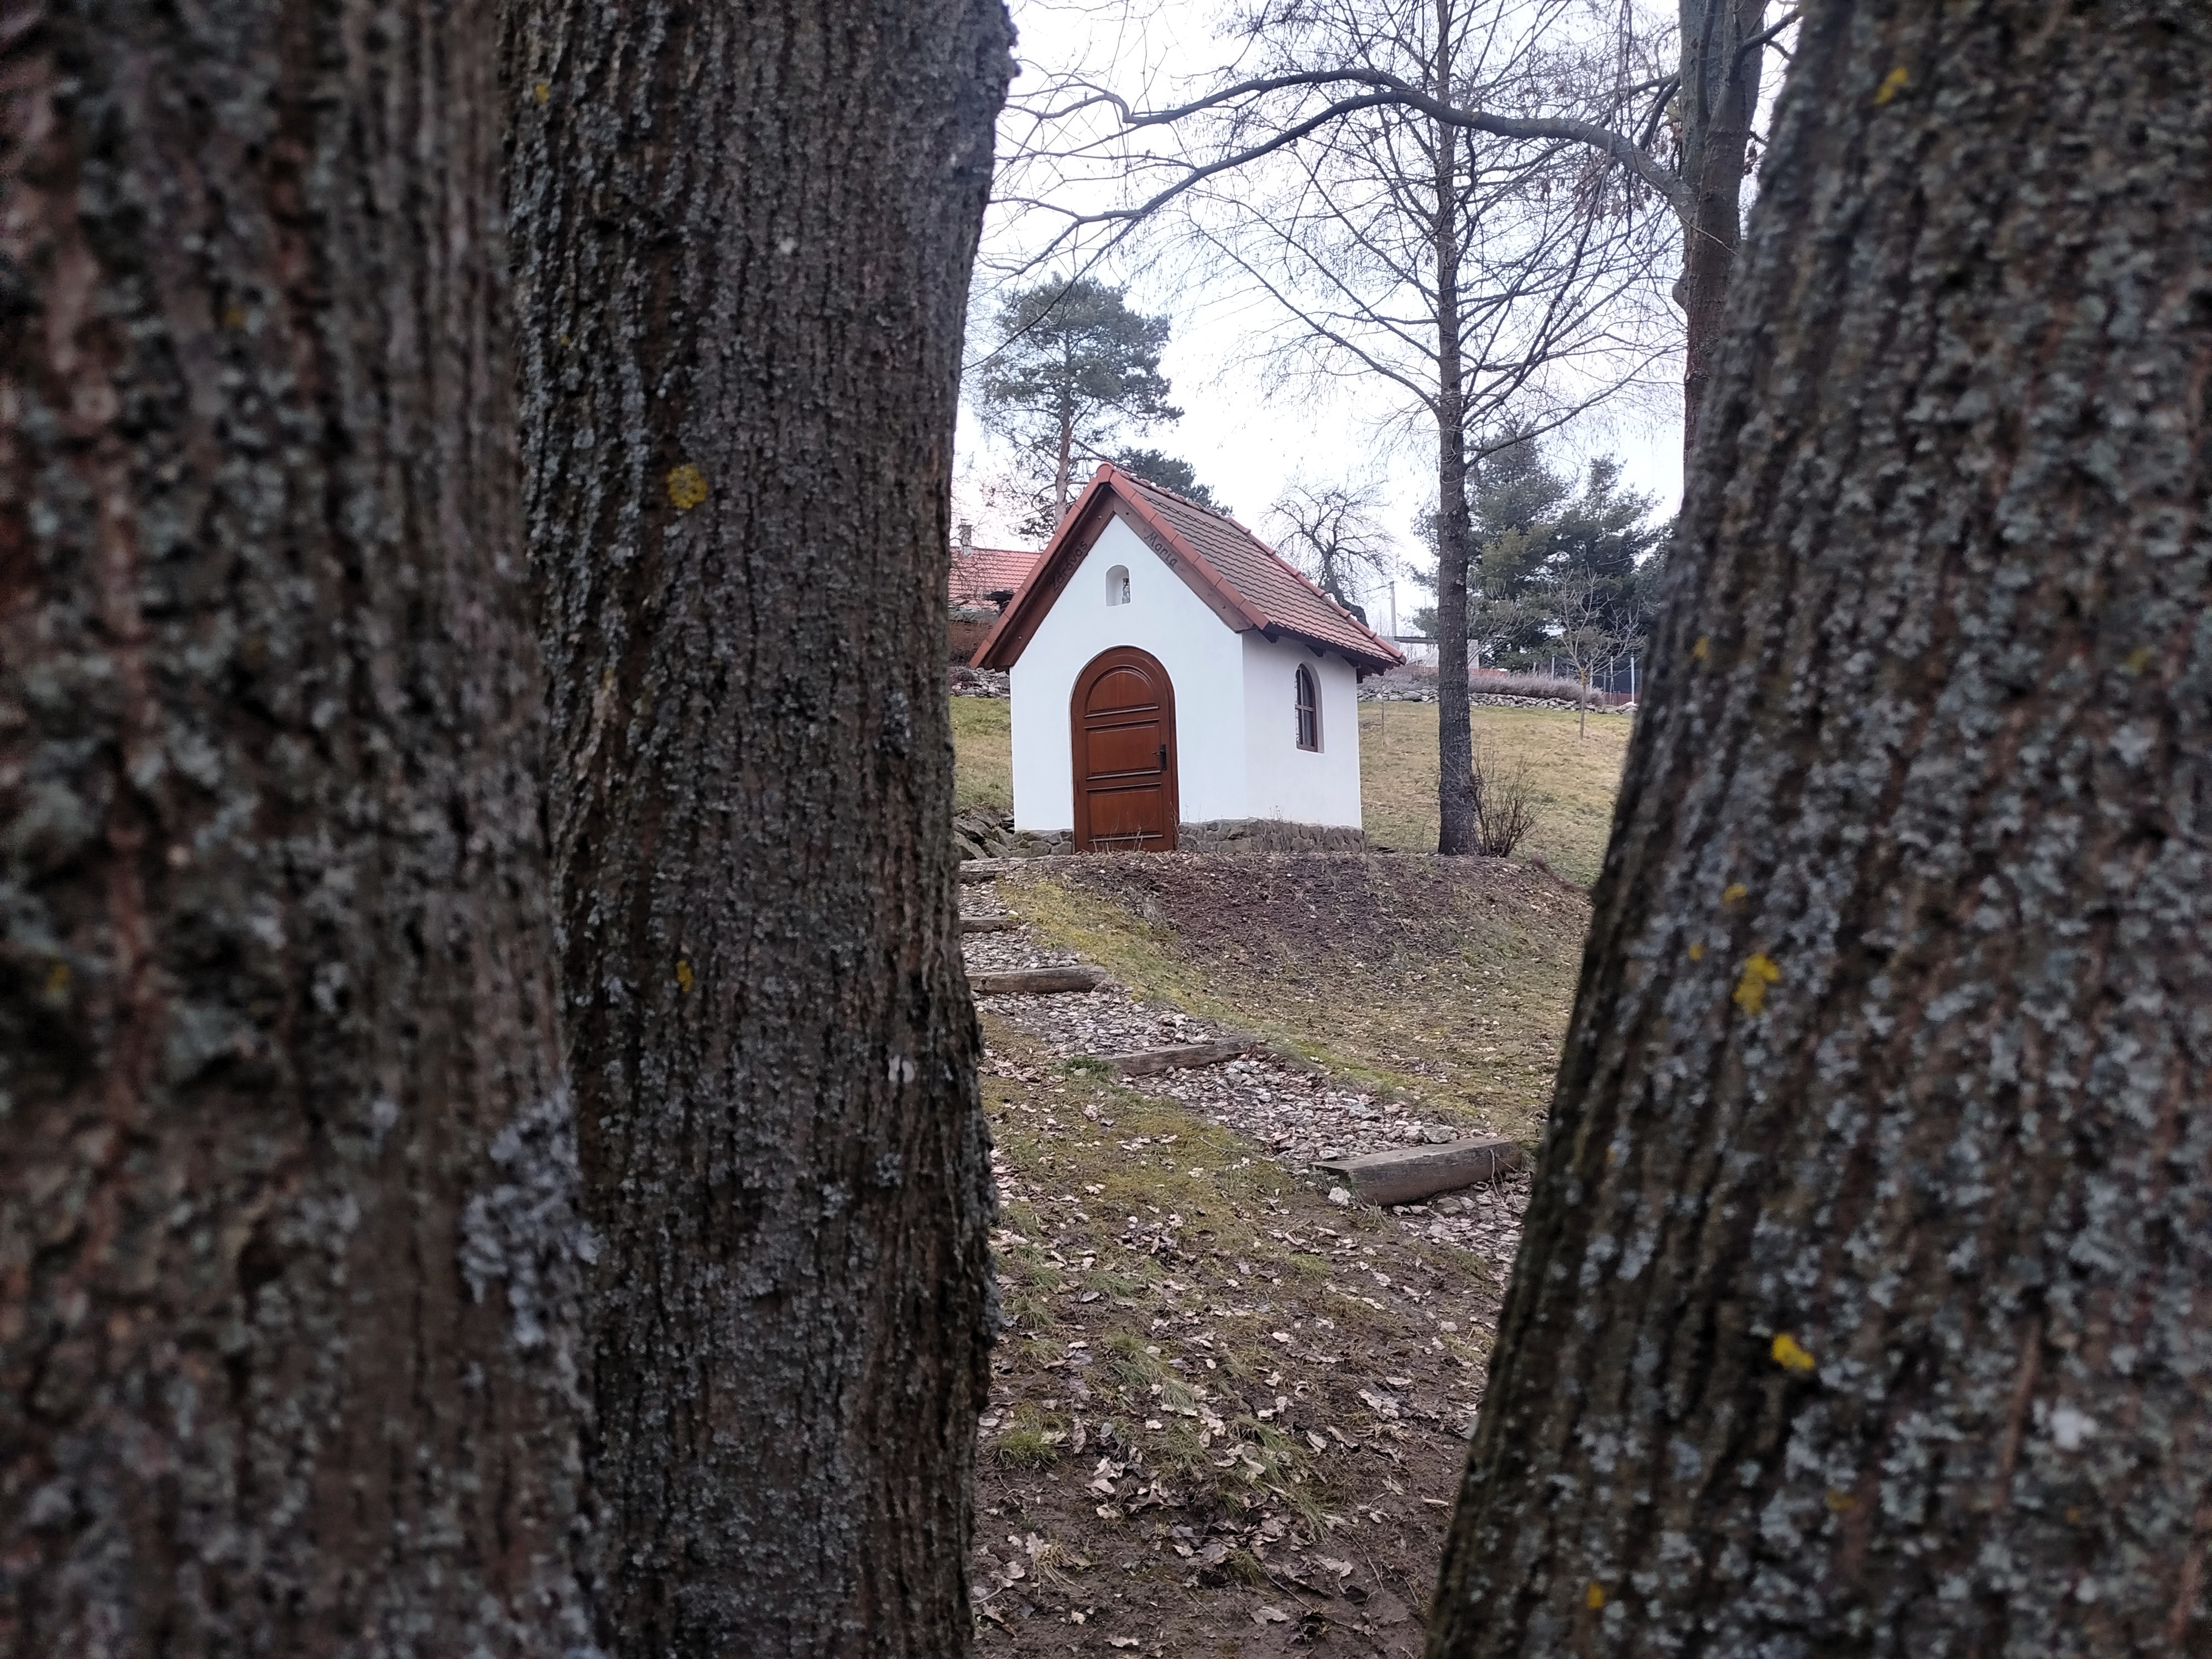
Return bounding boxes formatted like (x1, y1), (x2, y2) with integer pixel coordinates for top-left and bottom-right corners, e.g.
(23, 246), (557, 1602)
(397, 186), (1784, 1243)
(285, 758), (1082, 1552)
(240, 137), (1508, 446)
(1357, 685), (1634, 714)
(968, 818), (1369, 859)
(1175, 819), (1369, 854)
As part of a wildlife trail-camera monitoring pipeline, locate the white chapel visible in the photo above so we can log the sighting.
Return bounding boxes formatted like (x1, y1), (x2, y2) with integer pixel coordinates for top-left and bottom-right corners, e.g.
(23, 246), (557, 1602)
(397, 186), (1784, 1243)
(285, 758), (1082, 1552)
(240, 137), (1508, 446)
(973, 463), (1402, 852)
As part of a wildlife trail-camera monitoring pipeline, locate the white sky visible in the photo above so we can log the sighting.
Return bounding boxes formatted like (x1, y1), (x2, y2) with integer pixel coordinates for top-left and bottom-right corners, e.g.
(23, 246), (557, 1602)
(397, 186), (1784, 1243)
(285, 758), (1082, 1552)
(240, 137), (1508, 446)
(954, 0), (1687, 632)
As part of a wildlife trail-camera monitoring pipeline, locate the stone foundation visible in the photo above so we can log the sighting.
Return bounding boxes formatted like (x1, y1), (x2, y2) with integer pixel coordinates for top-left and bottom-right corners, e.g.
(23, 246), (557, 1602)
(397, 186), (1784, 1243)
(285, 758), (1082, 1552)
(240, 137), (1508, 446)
(1174, 818), (1369, 854)
(957, 811), (1368, 860)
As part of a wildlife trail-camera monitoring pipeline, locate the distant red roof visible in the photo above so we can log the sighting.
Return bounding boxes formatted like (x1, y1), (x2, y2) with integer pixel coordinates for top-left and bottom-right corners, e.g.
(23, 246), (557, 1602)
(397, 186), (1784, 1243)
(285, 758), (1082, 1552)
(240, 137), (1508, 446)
(973, 464), (1403, 672)
(948, 545), (1041, 606)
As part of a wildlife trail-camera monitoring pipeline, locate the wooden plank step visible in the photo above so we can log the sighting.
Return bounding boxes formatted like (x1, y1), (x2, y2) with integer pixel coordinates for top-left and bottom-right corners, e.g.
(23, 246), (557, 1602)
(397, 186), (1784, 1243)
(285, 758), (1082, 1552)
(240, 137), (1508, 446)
(1313, 1138), (1525, 1207)
(1088, 1039), (1250, 1077)
(959, 916), (1015, 934)
(968, 966), (1105, 997)
(958, 859), (1021, 884)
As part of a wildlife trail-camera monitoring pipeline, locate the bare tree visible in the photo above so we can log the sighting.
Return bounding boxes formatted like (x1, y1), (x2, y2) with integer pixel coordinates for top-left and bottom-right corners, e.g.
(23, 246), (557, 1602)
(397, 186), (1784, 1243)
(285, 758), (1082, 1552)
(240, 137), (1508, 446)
(1542, 569), (1641, 737)
(0, 0), (591, 1647)
(507, 0), (1012, 1650)
(1270, 479), (1397, 614)
(1143, 0), (1672, 852)
(1431, 0), (2212, 1649)
(1001, 0), (1791, 453)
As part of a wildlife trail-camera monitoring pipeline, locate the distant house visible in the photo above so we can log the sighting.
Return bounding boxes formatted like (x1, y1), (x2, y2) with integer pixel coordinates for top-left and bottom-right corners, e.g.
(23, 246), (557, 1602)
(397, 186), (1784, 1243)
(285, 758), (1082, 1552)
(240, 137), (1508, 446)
(948, 528), (1041, 610)
(973, 463), (1402, 853)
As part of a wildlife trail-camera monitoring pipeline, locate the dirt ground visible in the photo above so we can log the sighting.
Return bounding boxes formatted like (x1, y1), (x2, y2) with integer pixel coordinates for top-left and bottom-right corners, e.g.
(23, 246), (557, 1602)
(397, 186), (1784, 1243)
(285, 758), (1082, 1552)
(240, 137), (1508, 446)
(967, 852), (1585, 1656)
(1001, 853), (1589, 1150)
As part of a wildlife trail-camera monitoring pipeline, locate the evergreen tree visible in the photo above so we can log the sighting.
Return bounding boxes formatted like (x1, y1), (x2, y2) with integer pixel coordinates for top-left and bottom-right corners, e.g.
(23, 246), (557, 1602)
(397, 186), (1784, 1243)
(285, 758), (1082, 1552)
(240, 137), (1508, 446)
(978, 278), (1181, 532)
(1412, 431), (1665, 671)
(1113, 447), (1227, 513)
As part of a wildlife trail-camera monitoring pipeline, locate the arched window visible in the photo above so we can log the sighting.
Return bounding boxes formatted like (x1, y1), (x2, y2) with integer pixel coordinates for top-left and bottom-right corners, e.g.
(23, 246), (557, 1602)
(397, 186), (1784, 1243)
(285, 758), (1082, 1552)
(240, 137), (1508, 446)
(1105, 564), (1131, 606)
(1295, 664), (1321, 751)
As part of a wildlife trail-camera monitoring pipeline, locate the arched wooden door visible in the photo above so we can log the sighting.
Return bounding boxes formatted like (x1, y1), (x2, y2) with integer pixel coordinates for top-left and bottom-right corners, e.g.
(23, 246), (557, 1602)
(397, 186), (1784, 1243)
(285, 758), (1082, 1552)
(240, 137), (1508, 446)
(1071, 646), (1179, 852)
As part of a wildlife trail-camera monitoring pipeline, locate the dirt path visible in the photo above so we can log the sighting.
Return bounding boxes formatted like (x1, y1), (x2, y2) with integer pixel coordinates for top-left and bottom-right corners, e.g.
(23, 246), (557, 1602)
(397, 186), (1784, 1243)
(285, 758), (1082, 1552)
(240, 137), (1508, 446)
(963, 871), (1531, 1272)
(959, 862), (1531, 1657)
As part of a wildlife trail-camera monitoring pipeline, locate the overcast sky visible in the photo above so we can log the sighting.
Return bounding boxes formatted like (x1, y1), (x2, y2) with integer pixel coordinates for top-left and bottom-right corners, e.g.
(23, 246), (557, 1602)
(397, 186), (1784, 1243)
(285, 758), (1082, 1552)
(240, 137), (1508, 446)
(953, 0), (1687, 633)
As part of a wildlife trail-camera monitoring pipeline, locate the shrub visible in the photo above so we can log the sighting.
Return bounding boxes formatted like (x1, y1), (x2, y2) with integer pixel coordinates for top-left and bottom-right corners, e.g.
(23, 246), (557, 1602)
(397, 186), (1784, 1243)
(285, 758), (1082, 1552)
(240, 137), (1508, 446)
(1469, 738), (1536, 858)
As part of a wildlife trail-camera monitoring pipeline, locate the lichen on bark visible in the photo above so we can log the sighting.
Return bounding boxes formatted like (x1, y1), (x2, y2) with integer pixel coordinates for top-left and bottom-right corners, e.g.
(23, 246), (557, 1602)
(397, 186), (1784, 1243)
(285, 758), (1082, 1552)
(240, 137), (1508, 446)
(1430, 2), (2212, 1653)
(504, 0), (1014, 1650)
(0, 0), (592, 1649)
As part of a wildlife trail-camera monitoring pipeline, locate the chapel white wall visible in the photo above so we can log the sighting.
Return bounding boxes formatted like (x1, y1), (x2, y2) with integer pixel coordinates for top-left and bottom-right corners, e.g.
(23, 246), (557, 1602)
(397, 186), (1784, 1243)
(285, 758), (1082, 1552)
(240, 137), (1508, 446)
(1008, 514), (1250, 832)
(1238, 634), (1364, 828)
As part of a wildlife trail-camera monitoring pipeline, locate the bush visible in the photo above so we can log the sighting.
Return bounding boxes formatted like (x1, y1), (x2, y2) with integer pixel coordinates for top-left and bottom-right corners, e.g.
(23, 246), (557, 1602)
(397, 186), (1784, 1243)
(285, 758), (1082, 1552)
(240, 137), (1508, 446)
(1469, 738), (1536, 858)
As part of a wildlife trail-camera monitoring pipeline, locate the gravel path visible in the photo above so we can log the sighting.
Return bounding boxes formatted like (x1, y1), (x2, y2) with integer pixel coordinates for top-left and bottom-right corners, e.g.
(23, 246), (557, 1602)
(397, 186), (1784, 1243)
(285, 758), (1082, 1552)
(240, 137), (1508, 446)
(961, 877), (1531, 1271)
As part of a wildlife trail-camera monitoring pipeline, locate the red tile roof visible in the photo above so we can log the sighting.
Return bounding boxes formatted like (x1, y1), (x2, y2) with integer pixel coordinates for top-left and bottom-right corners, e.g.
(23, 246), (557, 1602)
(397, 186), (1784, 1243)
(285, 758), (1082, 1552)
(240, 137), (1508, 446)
(973, 465), (1403, 672)
(948, 545), (1041, 606)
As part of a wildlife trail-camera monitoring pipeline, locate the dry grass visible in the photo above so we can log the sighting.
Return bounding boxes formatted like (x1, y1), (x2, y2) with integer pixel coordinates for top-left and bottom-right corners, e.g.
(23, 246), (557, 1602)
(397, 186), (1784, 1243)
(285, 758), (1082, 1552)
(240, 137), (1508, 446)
(973, 1012), (1505, 1654)
(1003, 854), (1589, 1151)
(1357, 701), (1630, 885)
(952, 696), (1014, 816)
(946, 692), (1630, 885)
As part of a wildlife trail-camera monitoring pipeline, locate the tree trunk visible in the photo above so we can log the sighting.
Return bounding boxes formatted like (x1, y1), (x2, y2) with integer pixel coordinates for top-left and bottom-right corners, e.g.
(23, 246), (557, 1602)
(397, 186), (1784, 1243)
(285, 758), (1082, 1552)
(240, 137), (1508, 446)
(0, 0), (591, 1651)
(1432, 2), (2211, 1652)
(1674, 0), (1768, 456)
(1055, 394), (1076, 526)
(506, 1), (1011, 1651)
(1431, 0), (1477, 857)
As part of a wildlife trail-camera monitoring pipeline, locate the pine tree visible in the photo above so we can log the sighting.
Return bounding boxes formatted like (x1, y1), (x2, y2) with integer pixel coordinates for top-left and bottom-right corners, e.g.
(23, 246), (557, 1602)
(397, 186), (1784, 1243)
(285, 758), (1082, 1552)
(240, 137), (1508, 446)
(978, 278), (1181, 531)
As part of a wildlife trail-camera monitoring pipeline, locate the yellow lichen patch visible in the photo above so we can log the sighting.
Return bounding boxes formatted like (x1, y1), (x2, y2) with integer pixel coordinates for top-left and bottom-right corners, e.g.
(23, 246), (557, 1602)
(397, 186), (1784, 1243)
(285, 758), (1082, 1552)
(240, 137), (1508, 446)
(1825, 1489), (1855, 1512)
(676, 959), (695, 994)
(1875, 65), (1911, 105)
(1691, 635), (1710, 663)
(1733, 952), (1781, 1015)
(1721, 883), (1749, 905)
(222, 304), (247, 330)
(2126, 645), (2156, 674)
(1584, 1582), (1607, 1610)
(666, 463), (709, 510)
(1771, 1333), (1816, 1374)
(533, 80), (551, 104)
(44, 962), (71, 999)
(1687, 941), (1705, 962)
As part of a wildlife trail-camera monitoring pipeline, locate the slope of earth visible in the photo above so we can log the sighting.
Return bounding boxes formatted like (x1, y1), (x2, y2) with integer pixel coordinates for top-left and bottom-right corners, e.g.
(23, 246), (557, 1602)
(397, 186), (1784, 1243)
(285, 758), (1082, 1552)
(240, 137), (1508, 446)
(972, 1010), (1515, 1658)
(1353, 701), (1630, 885)
(961, 853), (1577, 1654)
(1000, 854), (1589, 1151)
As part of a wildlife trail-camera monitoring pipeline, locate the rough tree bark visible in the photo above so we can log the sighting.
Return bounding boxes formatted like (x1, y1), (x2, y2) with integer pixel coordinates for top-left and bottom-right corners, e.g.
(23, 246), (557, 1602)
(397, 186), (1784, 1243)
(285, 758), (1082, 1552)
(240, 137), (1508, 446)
(0, 0), (592, 1652)
(1432, 1), (2210, 1653)
(505, 1), (1011, 1652)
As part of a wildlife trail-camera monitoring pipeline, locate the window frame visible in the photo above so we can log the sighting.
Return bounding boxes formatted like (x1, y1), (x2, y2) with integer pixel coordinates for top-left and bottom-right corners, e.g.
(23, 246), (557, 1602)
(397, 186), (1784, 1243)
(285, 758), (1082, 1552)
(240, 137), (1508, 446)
(1295, 662), (1321, 752)
(1105, 564), (1131, 607)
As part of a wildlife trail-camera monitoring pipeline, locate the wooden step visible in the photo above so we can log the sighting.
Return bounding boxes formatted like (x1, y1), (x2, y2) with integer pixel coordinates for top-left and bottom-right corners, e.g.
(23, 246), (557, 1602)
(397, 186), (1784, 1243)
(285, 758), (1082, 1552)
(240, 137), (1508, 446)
(968, 966), (1106, 997)
(960, 916), (1015, 934)
(1313, 1138), (1524, 1207)
(958, 858), (1021, 884)
(1088, 1039), (1250, 1077)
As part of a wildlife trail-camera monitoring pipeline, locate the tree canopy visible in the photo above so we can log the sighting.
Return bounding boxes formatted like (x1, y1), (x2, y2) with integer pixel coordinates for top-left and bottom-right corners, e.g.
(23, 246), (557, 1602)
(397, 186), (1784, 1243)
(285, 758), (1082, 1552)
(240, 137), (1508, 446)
(978, 277), (1182, 533)
(1412, 429), (1668, 670)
